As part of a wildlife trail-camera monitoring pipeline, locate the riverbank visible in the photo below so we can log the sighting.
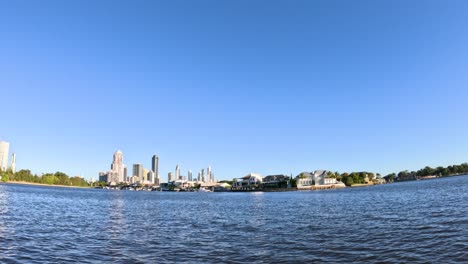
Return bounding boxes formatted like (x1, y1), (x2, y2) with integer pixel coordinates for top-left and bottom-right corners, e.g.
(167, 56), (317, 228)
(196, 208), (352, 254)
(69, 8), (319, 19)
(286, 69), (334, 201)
(1, 181), (90, 189)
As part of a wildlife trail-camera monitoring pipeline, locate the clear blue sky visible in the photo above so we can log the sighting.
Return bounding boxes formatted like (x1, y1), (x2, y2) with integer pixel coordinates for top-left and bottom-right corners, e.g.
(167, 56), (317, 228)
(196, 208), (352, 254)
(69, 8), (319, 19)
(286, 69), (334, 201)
(1, 0), (468, 180)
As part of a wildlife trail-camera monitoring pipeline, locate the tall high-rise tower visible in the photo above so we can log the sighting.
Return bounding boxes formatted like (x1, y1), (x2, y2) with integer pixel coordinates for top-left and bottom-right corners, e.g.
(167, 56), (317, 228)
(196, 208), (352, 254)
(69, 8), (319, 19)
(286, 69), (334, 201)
(152, 155), (159, 178)
(143, 168), (149, 182)
(168, 172), (175, 182)
(133, 164), (144, 180)
(111, 150), (125, 182)
(0, 141), (10, 172)
(10, 153), (16, 174)
(207, 166), (212, 182)
(188, 170), (193, 181)
(175, 165), (180, 180)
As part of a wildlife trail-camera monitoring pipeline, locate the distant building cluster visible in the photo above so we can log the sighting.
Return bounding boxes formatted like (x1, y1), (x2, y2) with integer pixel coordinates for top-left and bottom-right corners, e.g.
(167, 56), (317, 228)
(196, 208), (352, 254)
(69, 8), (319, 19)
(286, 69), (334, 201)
(98, 150), (214, 186)
(0, 141), (16, 173)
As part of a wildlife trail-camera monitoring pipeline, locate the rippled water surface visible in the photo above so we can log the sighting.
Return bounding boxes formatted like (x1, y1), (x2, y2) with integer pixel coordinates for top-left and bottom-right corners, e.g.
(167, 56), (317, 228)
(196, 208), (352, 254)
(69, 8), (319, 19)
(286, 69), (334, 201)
(1, 176), (467, 263)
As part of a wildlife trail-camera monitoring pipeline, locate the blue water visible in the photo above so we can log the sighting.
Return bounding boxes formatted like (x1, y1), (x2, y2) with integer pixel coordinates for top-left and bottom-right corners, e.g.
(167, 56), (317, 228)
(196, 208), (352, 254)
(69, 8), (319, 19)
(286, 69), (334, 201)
(1, 176), (467, 263)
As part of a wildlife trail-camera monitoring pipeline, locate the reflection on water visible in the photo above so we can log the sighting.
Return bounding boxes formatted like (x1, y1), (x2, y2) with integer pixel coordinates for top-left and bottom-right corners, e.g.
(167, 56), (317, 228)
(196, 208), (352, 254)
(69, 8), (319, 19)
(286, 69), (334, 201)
(0, 185), (16, 257)
(0, 176), (467, 263)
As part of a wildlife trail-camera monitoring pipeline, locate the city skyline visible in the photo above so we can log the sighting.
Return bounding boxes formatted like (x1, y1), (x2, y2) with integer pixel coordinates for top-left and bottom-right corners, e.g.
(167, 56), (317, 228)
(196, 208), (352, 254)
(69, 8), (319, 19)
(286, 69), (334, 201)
(2, 1), (468, 180)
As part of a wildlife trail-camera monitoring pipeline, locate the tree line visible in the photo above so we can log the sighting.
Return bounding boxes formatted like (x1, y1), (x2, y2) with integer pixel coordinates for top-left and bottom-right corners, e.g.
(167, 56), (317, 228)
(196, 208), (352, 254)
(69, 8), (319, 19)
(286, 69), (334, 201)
(0, 169), (89, 187)
(325, 171), (379, 186)
(384, 162), (468, 182)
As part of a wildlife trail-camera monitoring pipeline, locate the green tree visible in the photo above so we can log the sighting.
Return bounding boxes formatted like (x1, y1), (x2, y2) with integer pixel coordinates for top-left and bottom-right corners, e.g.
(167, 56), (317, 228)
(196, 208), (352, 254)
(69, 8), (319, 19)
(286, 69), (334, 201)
(345, 177), (354, 186)
(290, 179), (297, 188)
(384, 173), (396, 182)
(335, 171), (342, 181)
(1, 173), (9, 182)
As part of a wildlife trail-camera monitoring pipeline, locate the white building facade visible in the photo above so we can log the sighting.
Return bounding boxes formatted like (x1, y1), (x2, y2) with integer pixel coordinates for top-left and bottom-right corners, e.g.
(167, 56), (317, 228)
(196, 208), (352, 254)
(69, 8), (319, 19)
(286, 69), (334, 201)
(0, 141), (10, 172)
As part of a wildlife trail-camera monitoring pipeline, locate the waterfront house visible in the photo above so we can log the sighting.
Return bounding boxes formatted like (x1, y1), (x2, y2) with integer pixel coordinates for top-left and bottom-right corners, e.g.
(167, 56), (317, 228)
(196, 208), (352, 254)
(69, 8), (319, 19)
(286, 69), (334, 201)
(296, 172), (314, 186)
(262, 174), (290, 188)
(297, 170), (344, 189)
(297, 170), (330, 186)
(232, 173), (263, 190)
(213, 182), (231, 192)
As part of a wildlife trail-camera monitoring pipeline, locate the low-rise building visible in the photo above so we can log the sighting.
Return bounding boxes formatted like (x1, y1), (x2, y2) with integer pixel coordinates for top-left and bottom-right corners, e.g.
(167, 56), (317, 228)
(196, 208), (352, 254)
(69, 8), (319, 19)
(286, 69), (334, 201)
(232, 173), (263, 190)
(297, 170), (346, 189)
(297, 170), (330, 187)
(263, 174), (290, 188)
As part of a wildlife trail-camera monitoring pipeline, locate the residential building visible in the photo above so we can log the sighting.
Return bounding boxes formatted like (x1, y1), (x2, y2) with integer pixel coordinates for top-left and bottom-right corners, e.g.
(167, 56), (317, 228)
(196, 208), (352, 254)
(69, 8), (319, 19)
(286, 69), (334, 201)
(262, 174), (290, 188)
(10, 153), (16, 174)
(168, 172), (175, 182)
(155, 174), (161, 185)
(152, 155), (159, 178)
(188, 170), (192, 181)
(147, 171), (155, 183)
(133, 164), (144, 181)
(98, 150), (127, 183)
(296, 170), (340, 188)
(207, 166), (212, 182)
(232, 173), (263, 188)
(175, 165), (180, 181)
(108, 171), (119, 184)
(143, 168), (149, 182)
(99, 172), (108, 182)
(0, 141), (9, 172)
(111, 150), (125, 183)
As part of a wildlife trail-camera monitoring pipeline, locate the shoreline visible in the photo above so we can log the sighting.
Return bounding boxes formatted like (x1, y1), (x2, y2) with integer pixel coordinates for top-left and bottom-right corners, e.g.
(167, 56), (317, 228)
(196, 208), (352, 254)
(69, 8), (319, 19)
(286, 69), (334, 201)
(1, 181), (90, 189)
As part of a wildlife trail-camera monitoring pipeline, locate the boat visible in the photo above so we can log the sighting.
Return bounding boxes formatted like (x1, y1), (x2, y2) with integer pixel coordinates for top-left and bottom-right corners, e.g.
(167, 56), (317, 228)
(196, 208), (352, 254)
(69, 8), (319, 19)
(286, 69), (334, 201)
(198, 187), (212, 192)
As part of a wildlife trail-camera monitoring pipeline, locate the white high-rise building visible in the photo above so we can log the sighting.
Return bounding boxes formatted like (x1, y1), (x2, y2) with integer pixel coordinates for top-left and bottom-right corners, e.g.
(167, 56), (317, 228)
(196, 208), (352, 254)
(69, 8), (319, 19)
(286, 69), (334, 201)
(99, 150), (126, 183)
(111, 150), (125, 182)
(188, 170), (193, 181)
(168, 172), (175, 182)
(207, 166), (212, 182)
(10, 153), (16, 174)
(0, 141), (9, 172)
(175, 165), (180, 180)
(152, 155), (159, 178)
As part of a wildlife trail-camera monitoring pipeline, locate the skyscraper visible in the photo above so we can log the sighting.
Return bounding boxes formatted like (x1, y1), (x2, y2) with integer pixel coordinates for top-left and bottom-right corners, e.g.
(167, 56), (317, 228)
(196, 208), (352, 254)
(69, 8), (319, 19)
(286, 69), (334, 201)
(111, 150), (125, 182)
(207, 166), (212, 182)
(188, 170), (193, 181)
(0, 141), (10, 172)
(10, 153), (16, 174)
(143, 168), (149, 182)
(133, 164), (144, 181)
(155, 174), (161, 185)
(175, 165), (180, 181)
(147, 170), (155, 183)
(152, 155), (159, 178)
(201, 169), (205, 182)
(168, 172), (175, 182)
